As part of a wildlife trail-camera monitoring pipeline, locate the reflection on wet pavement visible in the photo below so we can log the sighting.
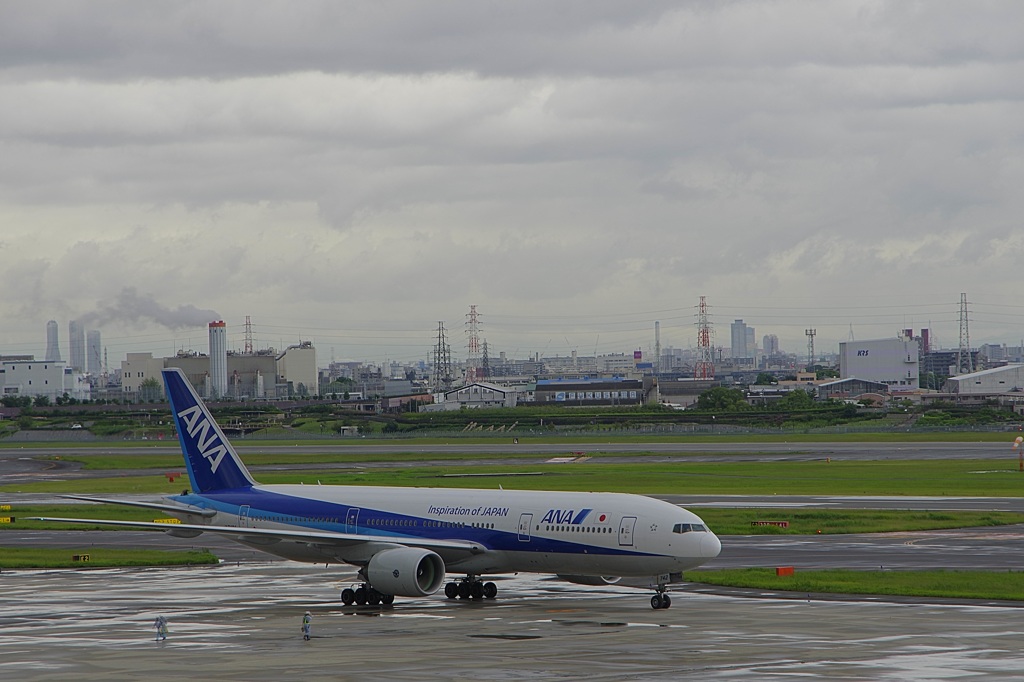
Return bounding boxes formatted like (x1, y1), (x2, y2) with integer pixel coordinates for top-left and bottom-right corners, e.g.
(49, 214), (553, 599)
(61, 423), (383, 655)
(3, 562), (1024, 680)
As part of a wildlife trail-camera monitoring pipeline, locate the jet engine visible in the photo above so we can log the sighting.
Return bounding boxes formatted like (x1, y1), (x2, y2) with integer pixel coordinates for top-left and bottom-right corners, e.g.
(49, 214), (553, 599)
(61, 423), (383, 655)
(556, 574), (622, 586)
(366, 547), (446, 597)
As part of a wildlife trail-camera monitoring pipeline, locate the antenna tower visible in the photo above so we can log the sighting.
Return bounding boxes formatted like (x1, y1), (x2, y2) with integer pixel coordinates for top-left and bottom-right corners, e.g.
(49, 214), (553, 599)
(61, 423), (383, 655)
(956, 292), (973, 374)
(465, 305), (482, 383)
(244, 315), (254, 355)
(481, 339), (491, 378)
(694, 296), (715, 379)
(805, 329), (817, 370)
(433, 321), (453, 392)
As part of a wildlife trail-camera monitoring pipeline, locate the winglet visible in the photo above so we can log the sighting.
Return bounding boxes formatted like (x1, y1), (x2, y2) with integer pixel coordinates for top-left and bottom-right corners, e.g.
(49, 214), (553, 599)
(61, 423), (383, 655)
(163, 368), (256, 493)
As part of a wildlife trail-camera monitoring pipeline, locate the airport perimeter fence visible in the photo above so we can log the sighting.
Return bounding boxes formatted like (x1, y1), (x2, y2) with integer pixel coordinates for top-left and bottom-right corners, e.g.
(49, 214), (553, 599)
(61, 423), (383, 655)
(3, 422), (1022, 443)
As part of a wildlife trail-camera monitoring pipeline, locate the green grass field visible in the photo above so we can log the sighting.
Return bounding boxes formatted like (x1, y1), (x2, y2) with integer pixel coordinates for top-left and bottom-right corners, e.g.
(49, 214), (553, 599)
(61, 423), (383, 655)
(685, 568), (1024, 601)
(7, 457), (1024, 497)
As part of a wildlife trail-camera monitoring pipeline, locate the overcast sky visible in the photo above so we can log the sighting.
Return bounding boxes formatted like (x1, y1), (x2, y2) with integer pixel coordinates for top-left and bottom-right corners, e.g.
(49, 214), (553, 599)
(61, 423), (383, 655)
(2, 1), (1023, 367)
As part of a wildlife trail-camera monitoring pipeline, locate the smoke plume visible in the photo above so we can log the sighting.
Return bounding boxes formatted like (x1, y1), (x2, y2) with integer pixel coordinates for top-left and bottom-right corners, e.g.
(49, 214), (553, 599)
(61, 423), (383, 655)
(79, 287), (220, 330)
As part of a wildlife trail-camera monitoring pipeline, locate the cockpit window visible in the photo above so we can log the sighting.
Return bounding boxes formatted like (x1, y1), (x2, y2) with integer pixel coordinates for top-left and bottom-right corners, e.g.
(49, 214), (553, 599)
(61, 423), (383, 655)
(672, 523), (708, 534)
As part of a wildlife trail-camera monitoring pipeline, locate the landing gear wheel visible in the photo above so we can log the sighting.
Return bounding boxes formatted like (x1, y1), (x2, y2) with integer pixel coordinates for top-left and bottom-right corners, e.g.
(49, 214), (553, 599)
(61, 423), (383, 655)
(444, 582), (458, 599)
(483, 582), (498, 599)
(381, 594), (395, 605)
(470, 581), (485, 600)
(367, 589), (381, 606)
(341, 588), (355, 605)
(457, 581), (471, 599)
(661, 594), (672, 609)
(354, 587), (368, 605)
(651, 593), (672, 610)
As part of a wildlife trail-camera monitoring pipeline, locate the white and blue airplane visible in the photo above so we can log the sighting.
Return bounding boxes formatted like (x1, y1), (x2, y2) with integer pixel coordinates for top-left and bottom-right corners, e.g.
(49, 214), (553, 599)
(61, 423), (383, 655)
(36, 368), (721, 609)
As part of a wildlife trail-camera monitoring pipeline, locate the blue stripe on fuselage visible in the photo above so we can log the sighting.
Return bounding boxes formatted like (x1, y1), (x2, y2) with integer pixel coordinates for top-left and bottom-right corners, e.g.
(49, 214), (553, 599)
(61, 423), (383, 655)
(172, 489), (655, 558)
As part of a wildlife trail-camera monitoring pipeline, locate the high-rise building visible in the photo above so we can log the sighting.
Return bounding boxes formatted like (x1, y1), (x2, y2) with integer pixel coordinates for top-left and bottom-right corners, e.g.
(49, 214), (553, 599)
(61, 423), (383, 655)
(763, 334), (780, 356)
(45, 320), (62, 362)
(87, 330), (102, 374)
(68, 320), (86, 371)
(730, 319), (753, 360)
(208, 321), (228, 398)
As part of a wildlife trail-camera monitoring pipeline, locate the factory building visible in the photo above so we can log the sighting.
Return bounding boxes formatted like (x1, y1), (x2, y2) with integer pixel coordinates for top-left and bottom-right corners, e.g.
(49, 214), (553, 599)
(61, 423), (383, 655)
(276, 342), (318, 397)
(164, 351), (277, 399)
(121, 352), (167, 399)
(121, 340), (318, 401)
(0, 359), (90, 401)
(839, 336), (919, 392)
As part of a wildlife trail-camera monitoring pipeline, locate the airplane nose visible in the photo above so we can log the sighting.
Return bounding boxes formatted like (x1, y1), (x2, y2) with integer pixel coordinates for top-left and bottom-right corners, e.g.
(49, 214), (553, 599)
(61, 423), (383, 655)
(701, 533), (722, 559)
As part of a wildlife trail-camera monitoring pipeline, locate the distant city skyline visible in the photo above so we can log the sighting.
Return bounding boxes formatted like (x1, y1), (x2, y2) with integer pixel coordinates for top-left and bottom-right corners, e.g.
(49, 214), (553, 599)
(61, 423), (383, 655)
(7, 295), (1019, 370)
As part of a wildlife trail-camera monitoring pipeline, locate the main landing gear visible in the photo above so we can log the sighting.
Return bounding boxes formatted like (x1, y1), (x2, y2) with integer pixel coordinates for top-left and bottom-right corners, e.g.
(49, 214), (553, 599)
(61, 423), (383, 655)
(443, 576), (498, 601)
(341, 584), (396, 606)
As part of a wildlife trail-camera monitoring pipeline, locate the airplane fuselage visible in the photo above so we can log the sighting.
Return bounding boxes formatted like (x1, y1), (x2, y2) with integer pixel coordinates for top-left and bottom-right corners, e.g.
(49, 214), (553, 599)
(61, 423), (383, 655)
(172, 484), (721, 578)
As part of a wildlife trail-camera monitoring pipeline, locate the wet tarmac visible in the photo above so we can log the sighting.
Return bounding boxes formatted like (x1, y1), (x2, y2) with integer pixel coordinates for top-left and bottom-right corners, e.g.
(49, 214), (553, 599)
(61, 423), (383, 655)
(3, 561), (1024, 681)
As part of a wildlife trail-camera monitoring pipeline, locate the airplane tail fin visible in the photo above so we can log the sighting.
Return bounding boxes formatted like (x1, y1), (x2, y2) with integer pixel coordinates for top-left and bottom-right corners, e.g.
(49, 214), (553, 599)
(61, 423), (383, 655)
(162, 368), (256, 493)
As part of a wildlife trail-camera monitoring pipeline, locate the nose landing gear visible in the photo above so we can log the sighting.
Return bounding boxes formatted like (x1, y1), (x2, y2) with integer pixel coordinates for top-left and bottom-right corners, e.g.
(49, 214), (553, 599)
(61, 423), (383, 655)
(650, 592), (672, 609)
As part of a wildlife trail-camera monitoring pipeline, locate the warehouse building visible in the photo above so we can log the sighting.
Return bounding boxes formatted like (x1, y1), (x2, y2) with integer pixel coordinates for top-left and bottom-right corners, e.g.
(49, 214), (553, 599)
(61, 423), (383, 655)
(839, 336), (919, 392)
(942, 365), (1024, 395)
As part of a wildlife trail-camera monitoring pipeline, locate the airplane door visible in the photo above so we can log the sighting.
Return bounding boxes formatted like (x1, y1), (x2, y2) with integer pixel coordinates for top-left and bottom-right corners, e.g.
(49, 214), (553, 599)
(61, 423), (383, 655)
(238, 505), (251, 528)
(346, 507), (359, 533)
(518, 513), (533, 542)
(618, 516), (637, 547)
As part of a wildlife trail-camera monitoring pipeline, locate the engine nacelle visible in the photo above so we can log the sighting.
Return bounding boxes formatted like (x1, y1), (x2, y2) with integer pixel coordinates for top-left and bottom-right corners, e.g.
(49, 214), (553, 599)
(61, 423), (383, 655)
(366, 547), (446, 597)
(556, 574), (622, 586)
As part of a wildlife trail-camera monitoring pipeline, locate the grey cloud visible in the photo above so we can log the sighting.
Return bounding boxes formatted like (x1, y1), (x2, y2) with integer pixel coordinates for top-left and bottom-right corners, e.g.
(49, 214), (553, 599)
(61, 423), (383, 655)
(3, 1), (1024, 361)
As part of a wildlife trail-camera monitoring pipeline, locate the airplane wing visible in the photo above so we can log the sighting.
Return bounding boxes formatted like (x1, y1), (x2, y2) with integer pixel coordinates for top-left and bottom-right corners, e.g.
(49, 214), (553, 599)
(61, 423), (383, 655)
(57, 494), (218, 518)
(27, 516), (486, 556)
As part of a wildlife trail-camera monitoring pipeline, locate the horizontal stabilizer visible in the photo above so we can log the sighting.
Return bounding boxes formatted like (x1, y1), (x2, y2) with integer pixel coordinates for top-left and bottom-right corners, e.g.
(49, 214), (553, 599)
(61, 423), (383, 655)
(58, 494), (217, 518)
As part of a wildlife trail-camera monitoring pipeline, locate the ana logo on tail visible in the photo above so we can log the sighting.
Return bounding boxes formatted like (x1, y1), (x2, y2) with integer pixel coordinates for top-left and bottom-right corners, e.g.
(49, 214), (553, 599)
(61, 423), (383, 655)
(176, 404), (229, 474)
